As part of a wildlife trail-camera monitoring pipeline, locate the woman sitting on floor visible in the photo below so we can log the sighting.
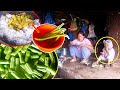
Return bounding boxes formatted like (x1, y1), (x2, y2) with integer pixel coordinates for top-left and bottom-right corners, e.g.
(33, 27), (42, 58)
(69, 31), (94, 65)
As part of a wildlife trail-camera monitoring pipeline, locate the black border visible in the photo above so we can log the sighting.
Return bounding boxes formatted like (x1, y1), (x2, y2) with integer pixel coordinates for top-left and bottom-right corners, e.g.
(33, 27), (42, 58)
(0, 0), (120, 88)
(0, 0), (120, 11)
(0, 79), (119, 88)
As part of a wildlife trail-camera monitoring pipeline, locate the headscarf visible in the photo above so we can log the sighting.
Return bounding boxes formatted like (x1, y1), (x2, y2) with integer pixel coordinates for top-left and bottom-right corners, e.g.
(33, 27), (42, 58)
(103, 39), (113, 49)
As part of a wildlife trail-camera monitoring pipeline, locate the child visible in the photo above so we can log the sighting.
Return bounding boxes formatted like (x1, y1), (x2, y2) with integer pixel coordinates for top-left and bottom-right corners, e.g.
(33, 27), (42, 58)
(92, 39), (115, 68)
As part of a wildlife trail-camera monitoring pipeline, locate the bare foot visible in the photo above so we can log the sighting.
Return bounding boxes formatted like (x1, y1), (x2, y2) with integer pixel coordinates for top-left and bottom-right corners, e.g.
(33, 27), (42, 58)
(80, 59), (87, 64)
(70, 59), (77, 62)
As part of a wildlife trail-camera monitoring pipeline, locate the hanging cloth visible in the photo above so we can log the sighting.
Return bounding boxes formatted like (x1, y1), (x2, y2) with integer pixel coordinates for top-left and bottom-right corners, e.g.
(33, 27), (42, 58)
(43, 12), (55, 25)
(69, 18), (78, 31)
(87, 24), (96, 38)
(81, 22), (87, 34)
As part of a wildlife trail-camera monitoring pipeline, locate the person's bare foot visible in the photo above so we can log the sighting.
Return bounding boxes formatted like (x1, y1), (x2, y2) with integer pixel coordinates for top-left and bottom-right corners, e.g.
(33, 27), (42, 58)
(70, 59), (77, 62)
(80, 59), (87, 64)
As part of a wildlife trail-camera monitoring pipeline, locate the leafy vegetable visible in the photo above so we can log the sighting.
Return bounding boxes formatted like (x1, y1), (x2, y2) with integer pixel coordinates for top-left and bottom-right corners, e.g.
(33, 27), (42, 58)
(0, 43), (58, 79)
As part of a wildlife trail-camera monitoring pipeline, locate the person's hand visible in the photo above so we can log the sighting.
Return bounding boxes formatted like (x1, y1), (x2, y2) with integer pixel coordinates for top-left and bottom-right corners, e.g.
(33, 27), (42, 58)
(105, 44), (109, 51)
(105, 47), (109, 51)
(100, 52), (104, 55)
(80, 43), (86, 47)
(100, 52), (103, 55)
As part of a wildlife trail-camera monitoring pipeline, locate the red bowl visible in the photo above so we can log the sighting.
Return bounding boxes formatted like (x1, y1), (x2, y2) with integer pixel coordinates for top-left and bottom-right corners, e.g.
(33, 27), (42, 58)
(32, 23), (65, 53)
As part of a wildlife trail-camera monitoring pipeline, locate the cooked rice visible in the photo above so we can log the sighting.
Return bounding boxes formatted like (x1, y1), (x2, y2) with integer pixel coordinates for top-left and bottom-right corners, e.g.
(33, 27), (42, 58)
(0, 13), (40, 45)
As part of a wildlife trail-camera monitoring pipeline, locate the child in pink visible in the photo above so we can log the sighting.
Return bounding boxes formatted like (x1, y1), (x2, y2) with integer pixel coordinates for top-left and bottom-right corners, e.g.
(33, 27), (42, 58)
(92, 39), (115, 67)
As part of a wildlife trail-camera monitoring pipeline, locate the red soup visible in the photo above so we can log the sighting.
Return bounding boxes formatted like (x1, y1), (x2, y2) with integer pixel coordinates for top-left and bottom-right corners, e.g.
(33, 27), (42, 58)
(32, 23), (65, 53)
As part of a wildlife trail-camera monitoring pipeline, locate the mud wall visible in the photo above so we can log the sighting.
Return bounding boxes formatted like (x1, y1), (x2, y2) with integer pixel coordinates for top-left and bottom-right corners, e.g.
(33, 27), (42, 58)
(106, 12), (120, 59)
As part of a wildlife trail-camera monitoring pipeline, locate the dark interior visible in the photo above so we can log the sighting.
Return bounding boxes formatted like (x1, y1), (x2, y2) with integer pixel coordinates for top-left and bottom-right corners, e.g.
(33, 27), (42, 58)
(36, 10), (109, 38)
(35, 10), (120, 57)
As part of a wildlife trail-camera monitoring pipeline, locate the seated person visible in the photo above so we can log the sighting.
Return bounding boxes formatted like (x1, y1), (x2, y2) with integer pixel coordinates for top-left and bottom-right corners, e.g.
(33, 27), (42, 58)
(69, 31), (94, 65)
(92, 39), (115, 67)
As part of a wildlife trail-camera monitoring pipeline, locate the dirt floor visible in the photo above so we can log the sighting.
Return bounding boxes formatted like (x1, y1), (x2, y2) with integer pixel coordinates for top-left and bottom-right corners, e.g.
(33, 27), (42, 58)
(55, 56), (120, 79)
